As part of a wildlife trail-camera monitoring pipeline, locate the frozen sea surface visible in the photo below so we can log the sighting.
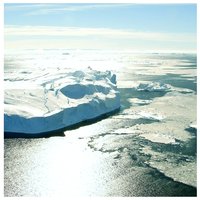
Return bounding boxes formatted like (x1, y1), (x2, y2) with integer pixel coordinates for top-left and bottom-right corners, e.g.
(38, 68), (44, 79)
(4, 50), (197, 196)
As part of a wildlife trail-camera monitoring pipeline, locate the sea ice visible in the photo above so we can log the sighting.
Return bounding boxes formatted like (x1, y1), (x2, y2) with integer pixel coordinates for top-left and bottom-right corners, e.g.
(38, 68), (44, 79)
(189, 122), (197, 130)
(4, 68), (120, 134)
(136, 82), (171, 92)
(140, 132), (176, 144)
(138, 111), (164, 121)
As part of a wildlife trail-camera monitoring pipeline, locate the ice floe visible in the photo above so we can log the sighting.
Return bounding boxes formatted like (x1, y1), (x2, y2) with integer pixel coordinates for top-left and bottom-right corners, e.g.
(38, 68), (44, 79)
(128, 98), (153, 106)
(140, 133), (177, 144)
(138, 111), (164, 121)
(189, 122), (197, 130)
(142, 146), (197, 187)
(136, 82), (171, 92)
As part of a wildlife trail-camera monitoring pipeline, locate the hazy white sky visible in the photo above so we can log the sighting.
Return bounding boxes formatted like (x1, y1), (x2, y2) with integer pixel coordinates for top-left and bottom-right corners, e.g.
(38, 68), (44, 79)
(4, 3), (197, 52)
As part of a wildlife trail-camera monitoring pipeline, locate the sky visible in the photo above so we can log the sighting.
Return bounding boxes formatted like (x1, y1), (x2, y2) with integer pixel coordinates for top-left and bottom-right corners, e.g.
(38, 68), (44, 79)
(4, 3), (197, 52)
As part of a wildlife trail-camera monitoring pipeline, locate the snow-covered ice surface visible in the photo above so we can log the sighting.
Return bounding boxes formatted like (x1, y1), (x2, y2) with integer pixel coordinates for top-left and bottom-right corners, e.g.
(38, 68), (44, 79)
(136, 82), (171, 92)
(4, 50), (197, 196)
(4, 61), (120, 134)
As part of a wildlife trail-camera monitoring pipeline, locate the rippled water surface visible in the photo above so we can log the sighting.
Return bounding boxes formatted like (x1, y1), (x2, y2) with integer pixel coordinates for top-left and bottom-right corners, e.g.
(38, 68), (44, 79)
(4, 51), (197, 196)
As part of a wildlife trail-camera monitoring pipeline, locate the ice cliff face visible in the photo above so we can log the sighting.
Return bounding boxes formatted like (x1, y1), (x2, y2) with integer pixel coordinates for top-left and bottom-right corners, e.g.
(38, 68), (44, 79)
(4, 69), (120, 134)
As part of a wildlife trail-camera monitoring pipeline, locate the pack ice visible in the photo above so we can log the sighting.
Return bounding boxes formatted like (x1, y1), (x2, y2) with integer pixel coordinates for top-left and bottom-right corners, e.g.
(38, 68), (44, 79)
(4, 68), (120, 135)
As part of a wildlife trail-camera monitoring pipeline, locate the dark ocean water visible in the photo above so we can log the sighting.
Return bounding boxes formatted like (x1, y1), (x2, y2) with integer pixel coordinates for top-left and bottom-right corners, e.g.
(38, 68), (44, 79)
(4, 51), (197, 197)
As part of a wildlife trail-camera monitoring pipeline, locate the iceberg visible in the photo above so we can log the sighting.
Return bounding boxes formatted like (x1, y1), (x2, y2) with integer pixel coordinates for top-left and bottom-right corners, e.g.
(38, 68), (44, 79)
(136, 82), (171, 92)
(4, 68), (120, 135)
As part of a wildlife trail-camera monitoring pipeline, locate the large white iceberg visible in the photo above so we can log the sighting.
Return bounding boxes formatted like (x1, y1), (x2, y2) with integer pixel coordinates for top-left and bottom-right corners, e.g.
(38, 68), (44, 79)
(4, 68), (120, 135)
